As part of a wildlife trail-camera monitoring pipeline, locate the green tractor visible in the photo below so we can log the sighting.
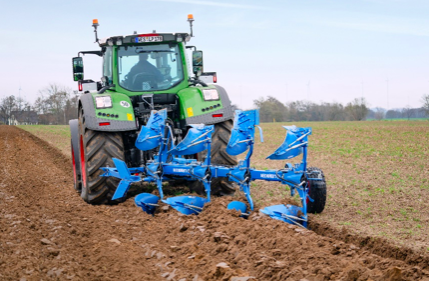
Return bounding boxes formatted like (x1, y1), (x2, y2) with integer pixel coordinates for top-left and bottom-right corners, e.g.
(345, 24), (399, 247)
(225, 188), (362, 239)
(69, 16), (238, 204)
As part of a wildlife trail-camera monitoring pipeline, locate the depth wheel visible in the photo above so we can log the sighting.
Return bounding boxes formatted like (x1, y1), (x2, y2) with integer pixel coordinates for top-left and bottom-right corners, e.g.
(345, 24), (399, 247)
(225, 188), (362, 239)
(78, 108), (125, 204)
(306, 167), (327, 214)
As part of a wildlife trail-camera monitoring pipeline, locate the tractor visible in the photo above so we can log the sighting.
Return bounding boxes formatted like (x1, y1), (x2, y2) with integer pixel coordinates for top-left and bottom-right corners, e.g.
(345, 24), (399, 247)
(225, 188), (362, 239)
(69, 16), (327, 227)
(70, 16), (237, 204)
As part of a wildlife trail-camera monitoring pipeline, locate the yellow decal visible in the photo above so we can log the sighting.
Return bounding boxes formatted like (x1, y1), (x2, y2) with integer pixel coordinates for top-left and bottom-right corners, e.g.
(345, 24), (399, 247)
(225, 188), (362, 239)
(127, 113), (133, 121)
(187, 107), (194, 117)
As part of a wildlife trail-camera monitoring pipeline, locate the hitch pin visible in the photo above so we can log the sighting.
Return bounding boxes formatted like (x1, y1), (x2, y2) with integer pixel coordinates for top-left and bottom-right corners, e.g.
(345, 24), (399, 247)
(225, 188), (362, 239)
(240, 177), (249, 184)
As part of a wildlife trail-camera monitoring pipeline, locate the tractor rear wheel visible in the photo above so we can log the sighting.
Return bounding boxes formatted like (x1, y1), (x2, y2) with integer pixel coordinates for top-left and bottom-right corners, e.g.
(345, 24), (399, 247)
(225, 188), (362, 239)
(78, 108), (125, 204)
(306, 167), (327, 214)
(191, 120), (238, 196)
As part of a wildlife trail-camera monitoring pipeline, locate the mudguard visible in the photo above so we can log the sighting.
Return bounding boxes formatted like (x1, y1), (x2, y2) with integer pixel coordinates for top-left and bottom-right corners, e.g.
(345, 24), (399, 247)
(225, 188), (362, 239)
(79, 92), (138, 132)
(69, 119), (81, 179)
(180, 85), (234, 125)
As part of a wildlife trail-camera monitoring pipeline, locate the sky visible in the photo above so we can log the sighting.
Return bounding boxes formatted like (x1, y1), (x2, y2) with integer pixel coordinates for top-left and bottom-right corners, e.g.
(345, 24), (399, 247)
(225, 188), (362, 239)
(1, 0), (429, 110)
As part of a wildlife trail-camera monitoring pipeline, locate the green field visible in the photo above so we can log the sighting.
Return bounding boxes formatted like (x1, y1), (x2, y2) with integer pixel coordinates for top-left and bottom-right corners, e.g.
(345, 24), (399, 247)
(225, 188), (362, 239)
(19, 125), (70, 156)
(19, 121), (429, 253)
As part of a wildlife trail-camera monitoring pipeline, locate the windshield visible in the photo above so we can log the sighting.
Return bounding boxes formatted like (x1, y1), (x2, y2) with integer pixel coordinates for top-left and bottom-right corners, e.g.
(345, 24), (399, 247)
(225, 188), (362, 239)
(118, 44), (184, 92)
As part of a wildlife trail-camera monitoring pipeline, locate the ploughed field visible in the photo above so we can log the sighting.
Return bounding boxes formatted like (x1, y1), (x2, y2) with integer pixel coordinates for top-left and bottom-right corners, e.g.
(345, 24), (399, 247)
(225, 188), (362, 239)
(1, 122), (426, 280)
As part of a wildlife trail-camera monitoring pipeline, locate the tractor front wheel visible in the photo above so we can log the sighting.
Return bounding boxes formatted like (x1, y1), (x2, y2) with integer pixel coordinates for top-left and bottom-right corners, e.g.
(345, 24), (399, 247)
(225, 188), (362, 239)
(306, 167), (327, 214)
(78, 108), (125, 204)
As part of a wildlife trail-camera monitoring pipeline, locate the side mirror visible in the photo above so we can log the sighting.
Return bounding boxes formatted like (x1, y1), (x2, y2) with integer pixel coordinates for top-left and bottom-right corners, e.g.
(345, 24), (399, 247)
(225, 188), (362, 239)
(192, 51), (203, 76)
(72, 57), (84, 81)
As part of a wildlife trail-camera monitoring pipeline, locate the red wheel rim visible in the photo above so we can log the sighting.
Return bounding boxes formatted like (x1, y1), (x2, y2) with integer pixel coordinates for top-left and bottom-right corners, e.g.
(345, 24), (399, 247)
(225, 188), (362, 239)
(72, 146), (77, 184)
(80, 135), (87, 187)
(306, 181), (311, 204)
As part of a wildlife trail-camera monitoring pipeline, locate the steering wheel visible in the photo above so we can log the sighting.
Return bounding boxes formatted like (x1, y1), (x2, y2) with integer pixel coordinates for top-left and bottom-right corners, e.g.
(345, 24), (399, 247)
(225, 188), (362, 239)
(131, 72), (158, 91)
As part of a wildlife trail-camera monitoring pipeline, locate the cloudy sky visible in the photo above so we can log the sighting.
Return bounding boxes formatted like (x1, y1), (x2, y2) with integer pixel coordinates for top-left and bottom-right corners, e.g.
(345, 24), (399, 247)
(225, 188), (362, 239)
(1, 0), (429, 110)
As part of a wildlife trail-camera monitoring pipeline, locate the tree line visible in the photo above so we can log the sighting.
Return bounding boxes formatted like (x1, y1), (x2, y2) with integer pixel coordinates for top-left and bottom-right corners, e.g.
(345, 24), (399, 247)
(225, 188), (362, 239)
(1, 84), (429, 125)
(0, 84), (79, 125)
(253, 95), (429, 122)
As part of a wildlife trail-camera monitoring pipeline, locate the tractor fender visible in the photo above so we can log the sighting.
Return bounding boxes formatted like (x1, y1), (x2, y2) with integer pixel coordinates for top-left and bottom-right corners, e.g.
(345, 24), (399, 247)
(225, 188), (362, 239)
(79, 93), (138, 131)
(69, 119), (81, 174)
(184, 85), (234, 125)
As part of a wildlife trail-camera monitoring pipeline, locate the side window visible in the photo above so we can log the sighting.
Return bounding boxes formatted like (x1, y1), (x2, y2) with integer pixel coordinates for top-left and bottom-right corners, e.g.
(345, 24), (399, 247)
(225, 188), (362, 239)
(103, 47), (113, 83)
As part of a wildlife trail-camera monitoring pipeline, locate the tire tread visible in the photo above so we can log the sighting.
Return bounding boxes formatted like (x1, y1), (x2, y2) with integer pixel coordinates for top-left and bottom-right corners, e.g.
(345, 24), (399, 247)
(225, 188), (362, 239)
(306, 167), (327, 214)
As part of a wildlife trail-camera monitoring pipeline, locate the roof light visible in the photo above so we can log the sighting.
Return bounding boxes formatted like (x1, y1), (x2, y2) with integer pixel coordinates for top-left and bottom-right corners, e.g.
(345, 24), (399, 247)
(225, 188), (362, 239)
(187, 14), (195, 37)
(107, 39), (113, 46)
(92, 19), (100, 42)
(116, 38), (123, 45)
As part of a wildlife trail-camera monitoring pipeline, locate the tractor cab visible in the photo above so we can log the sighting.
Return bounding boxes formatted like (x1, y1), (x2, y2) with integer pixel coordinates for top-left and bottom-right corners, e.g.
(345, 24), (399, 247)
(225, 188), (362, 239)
(99, 33), (191, 93)
(116, 42), (184, 92)
(72, 17), (211, 95)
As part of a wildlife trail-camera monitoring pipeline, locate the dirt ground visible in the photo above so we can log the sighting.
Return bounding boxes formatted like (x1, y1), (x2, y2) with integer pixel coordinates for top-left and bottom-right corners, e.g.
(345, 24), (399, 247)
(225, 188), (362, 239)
(1, 125), (429, 281)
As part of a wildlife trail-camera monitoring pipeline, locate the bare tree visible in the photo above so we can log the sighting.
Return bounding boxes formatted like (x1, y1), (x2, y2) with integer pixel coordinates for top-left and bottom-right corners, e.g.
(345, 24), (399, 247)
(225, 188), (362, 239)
(37, 84), (73, 124)
(254, 96), (288, 122)
(324, 102), (345, 121)
(374, 107), (385, 120)
(34, 94), (49, 115)
(0, 95), (17, 125)
(402, 105), (414, 120)
(421, 94), (429, 117)
(15, 96), (30, 112)
(345, 98), (369, 121)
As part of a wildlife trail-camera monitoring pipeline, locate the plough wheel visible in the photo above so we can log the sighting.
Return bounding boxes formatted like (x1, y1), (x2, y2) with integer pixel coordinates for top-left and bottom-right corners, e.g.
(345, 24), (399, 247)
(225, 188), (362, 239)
(306, 167), (327, 214)
(192, 120), (238, 196)
(78, 108), (125, 204)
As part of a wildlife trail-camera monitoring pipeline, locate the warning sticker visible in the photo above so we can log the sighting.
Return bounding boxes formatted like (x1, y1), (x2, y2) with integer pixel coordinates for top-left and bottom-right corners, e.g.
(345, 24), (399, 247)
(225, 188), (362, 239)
(187, 107), (194, 117)
(127, 113), (133, 121)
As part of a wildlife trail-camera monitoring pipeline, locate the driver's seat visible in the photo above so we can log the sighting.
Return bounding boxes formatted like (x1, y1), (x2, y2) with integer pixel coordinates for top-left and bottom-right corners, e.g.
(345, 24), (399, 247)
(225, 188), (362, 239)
(132, 73), (158, 91)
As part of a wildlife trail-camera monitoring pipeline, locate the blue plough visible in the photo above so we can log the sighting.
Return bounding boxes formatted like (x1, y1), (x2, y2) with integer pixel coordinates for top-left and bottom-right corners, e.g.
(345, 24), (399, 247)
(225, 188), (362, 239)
(100, 109), (323, 227)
